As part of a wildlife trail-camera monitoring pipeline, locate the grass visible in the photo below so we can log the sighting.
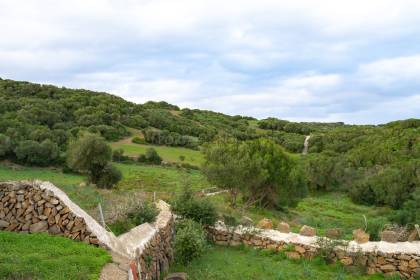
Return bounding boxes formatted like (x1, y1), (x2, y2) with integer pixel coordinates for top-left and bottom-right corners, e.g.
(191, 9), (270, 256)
(115, 163), (210, 197)
(0, 162), (391, 239)
(167, 245), (385, 280)
(111, 142), (204, 166)
(208, 192), (391, 240)
(0, 231), (111, 280)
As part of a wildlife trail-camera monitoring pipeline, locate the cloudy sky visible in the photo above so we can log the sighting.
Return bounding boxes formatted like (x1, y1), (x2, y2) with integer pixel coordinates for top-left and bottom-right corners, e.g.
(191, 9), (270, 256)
(1, 0), (420, 124)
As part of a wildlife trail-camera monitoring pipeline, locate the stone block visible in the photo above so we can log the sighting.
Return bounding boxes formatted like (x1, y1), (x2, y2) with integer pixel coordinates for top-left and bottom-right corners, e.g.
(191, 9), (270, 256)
(300, 225), (316, 236)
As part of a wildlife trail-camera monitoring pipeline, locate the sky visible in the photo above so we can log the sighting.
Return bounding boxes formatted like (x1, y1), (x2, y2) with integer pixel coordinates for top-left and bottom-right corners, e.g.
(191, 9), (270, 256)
(0, 0), (420, 124)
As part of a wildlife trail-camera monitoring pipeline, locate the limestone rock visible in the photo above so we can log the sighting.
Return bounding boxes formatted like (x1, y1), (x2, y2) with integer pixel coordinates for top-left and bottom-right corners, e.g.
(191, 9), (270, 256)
(380, 264), (396, 273)
(340, 257), (353, 266)
(277, 222), (290, 233)
(257, 218), (273, 230)
(300, 225), (316, 236)
(353, 229), (369, 244)
(381, 230), (399, 243)
(30, 221), (48, 232)
(164, 272), (187, 280)
(285, 251), (301, 260)
(0, 220), (10, 228)
(325, 228), (342, 239)
(240, 216), (253, 227)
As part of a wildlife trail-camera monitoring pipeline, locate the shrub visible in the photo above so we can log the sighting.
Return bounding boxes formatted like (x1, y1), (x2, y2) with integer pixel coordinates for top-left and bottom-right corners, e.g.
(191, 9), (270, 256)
(391, 187), (420, 226)
(15, 139), (59, 166)
(127, 201), (159, 225)
(96, 163), (122, 189)
(132, 136), (146, 144)
(0, 134), (11, 157)
(137, 148), (162, 165)
(172, 185), (217, 226)
(179, 155), (185, 161)
(174, 219), (207, 265)
(112, 148), (128, 162)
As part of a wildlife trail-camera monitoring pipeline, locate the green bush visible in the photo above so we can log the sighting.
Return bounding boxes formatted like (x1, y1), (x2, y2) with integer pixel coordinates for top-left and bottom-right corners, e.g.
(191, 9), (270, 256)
(127, 201), (159, 225)
(112, 148), (129, 162)
(174, 219), (207, 265)
(96, 163), (122, 189)
(172, 185), (217, 226)
(137, 147), (162, 165)
(132, 136), (146, 144)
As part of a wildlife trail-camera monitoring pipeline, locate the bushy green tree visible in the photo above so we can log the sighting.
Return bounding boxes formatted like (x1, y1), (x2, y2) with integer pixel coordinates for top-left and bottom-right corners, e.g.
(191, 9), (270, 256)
(0, 134), (11, 157)
(96, 163), (122, 189)
(202, 137), (307, 208)
(137, 148), (162, 165)
(15, 139), (59, 166)
(67, 133), (121, 188)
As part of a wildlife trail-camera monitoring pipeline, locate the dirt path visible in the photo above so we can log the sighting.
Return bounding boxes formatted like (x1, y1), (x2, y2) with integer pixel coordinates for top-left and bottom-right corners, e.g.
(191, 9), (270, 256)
(100, 252), (130, 280)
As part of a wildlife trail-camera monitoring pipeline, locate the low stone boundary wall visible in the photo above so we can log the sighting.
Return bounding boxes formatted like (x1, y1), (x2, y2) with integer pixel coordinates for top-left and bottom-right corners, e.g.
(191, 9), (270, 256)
(123, 200), (175, 280)
(0, 181), (175, 280)
(208, 222), (420, 279)
(0, 181), (102, 245)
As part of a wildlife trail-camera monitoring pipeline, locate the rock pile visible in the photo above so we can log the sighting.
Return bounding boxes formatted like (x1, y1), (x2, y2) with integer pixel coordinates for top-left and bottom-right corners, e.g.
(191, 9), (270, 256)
(0, 181), (99, 245)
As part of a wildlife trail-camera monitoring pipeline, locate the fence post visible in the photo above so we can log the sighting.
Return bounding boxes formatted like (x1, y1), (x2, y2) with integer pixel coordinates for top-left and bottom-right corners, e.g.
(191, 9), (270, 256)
(98, 203), (106, 228)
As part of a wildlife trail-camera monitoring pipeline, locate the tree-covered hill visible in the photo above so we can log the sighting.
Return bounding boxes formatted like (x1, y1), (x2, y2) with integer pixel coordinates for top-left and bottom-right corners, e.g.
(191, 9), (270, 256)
(0, 78), (419, 223)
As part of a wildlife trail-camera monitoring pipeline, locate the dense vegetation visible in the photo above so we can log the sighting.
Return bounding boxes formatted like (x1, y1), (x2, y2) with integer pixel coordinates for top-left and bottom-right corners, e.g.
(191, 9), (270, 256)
(0, 231), (110, 280)
(0, 78), (418, 226)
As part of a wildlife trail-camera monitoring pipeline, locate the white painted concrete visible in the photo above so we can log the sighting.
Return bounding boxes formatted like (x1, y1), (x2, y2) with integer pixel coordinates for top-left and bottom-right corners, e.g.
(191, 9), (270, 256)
(214, 221), (420, 255)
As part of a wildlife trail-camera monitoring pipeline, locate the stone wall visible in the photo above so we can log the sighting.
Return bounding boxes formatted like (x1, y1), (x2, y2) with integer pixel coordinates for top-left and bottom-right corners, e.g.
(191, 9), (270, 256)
(208, 222), (420, 279)
(123, 201), (175, 280)
(0, 181), (175, 280)
(0, 181), (100, 245)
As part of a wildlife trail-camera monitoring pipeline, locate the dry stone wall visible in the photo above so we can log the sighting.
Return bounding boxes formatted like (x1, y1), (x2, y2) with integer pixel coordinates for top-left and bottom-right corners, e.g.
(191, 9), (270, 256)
(0, 181), (175, 280)
(0, 181), (100, 245)
(208, 222), (420, 279)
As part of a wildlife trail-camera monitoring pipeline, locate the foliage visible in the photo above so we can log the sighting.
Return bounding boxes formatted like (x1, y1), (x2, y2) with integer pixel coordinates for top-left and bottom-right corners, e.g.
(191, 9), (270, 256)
(127, 201), (159, 225)
(172, 184), (217, 225)
(0, 133), (11, 157)
(174, 219), (207, 265)
(137, 147), (163, 165)
(67, 133), (121, 188)
(202, 137), (307, 208)
(109, 201), (158, 235)
(348, 160), (419, 209)
(132, 136), (146, 144)
(96, 163), (122, 189)
(15, 139), (60, 166)
(0, 231), (111, 280)
(391, 187), (420, 225)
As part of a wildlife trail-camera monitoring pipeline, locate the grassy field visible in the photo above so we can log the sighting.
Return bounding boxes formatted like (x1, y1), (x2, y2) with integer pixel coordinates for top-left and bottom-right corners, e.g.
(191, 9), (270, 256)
(111, 141), (204, 166)
(0, 162), (391, 239)
(168, 245), (386, 280)
(0, 231), (111, 280)
(115, 163), (210, 195)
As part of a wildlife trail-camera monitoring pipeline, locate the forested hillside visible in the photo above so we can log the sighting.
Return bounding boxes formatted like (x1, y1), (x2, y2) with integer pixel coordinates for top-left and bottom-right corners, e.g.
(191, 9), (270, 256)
(0, 78), (419, 225)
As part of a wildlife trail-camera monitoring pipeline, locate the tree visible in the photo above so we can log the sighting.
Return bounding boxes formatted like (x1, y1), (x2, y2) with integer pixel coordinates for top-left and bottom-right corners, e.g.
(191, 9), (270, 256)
(0, 134), (11, 157)
(138, 148), (162, 165)
(67, 133), (121, 188)
(15, 139), (59, 166)
(202, 137), (307, 208)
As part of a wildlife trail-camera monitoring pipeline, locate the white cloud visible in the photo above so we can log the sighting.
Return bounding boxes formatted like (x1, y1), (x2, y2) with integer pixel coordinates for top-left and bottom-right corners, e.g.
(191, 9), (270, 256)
(0, 0), (420, 124)
(358, 55), (420, 87)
